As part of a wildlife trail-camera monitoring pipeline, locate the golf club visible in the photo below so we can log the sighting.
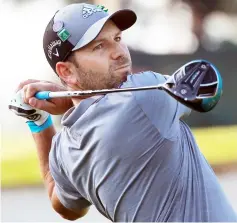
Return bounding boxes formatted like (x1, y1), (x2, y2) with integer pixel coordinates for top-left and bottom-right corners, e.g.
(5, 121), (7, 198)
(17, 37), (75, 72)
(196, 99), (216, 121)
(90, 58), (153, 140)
(35, 60), (223, 112)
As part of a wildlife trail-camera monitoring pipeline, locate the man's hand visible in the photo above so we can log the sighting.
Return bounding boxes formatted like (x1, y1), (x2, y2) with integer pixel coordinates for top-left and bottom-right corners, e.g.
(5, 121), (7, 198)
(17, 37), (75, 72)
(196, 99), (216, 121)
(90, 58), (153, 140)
(16, 79), (73, 115)
(9, 89), (50, 127)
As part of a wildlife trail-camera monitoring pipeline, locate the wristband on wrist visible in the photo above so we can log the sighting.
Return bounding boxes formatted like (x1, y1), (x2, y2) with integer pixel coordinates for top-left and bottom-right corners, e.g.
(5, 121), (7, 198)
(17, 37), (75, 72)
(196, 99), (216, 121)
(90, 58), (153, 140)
(27, 115), (53, 133)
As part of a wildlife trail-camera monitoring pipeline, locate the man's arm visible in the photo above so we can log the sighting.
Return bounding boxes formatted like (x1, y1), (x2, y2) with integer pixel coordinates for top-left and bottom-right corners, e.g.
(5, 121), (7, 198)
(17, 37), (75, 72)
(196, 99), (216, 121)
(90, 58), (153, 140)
(10, 80), (89, 220)
(32, 125), (89, 221)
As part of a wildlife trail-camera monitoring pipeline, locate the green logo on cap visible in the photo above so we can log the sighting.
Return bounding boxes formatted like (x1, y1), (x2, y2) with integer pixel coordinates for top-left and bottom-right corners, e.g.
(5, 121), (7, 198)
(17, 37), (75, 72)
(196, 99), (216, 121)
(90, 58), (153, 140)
(97, 5), (108, 12)
(57, 28), (70, 42)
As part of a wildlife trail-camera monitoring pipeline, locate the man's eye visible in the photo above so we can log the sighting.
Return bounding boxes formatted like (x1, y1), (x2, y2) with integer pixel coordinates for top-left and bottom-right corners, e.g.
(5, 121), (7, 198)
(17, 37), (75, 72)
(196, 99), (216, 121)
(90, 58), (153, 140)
(115, 37), (121, 42)
(93, 44), (103, 50)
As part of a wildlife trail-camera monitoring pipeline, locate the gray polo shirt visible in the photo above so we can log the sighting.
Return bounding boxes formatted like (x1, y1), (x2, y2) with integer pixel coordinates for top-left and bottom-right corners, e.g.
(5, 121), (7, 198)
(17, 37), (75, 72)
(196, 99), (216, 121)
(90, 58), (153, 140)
(49, 71), (237, 222)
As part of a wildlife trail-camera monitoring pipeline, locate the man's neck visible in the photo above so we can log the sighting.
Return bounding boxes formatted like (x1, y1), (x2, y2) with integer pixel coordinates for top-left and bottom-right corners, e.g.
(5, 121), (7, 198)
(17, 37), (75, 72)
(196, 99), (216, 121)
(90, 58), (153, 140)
(71, 97), (84, 106)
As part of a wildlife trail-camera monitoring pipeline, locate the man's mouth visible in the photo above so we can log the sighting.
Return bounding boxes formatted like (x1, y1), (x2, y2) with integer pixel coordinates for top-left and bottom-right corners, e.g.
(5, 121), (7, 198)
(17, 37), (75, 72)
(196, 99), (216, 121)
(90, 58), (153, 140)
(115, 64), (130, 71)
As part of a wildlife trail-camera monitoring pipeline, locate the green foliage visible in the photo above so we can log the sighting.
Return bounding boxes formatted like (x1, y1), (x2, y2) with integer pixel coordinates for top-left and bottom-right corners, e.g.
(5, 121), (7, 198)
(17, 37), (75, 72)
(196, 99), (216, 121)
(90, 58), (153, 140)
(1, 152), (42, 187)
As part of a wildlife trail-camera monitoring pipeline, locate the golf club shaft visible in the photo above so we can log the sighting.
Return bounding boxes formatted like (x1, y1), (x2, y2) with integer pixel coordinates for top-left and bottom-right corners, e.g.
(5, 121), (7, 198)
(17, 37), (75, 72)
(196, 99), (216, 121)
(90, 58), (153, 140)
(35, 84), (163, 100)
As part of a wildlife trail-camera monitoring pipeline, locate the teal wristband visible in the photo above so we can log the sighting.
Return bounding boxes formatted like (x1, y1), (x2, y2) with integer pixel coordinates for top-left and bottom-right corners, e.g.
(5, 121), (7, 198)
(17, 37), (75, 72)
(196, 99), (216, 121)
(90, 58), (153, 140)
(27, 115), (53, 133)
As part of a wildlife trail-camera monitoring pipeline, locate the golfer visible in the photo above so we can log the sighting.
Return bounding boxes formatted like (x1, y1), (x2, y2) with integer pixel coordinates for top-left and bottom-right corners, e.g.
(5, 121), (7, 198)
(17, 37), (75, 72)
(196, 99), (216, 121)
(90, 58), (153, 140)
(11, 3), (237, 222)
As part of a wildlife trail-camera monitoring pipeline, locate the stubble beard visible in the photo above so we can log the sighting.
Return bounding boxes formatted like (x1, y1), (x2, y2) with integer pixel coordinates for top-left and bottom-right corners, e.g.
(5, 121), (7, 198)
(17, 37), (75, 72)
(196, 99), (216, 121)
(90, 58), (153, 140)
(75, 57), (132, 90)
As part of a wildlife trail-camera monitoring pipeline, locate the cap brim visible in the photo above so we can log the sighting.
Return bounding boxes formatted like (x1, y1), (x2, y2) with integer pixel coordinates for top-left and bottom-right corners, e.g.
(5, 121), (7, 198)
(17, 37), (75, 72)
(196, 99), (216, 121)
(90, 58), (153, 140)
(72, 9), (137, 51)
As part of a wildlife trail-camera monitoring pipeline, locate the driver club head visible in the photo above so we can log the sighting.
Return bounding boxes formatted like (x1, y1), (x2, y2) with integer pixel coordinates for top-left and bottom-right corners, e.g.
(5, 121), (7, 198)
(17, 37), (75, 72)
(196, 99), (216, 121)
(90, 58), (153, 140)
(162, 60), (223, 112)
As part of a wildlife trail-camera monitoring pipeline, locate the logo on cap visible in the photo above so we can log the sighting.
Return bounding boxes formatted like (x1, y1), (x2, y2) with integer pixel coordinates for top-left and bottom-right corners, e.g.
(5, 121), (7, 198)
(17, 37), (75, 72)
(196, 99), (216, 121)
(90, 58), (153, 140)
(47, 40), (61, 60)
(82, 5), (106, 19)
(57, 28), (70, 42)
(97, 5), (109, 12)
(53, 48), (59, 57)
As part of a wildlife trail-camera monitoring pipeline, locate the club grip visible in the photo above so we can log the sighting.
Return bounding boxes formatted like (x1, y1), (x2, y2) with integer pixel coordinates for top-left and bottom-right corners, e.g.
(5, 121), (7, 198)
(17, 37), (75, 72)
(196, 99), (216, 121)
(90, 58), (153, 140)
(35, 91), (51, 100)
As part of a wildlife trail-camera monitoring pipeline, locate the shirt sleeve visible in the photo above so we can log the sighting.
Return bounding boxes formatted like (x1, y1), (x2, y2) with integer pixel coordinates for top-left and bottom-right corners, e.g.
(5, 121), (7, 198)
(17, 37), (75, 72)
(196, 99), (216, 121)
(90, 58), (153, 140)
(49, 133), (91, 212)
(124, 71), (191, 140)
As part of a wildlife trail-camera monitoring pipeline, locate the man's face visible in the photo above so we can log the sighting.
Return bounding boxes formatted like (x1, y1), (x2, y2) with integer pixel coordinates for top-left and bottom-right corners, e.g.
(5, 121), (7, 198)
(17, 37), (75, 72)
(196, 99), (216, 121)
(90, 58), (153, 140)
(67, 20), (132, 90)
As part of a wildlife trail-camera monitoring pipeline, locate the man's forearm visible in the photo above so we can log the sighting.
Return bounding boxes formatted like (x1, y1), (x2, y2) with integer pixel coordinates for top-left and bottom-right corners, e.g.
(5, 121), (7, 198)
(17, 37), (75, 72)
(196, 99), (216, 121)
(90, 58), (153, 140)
(32, 125), (56, 198)
(32, 125), (87, 220)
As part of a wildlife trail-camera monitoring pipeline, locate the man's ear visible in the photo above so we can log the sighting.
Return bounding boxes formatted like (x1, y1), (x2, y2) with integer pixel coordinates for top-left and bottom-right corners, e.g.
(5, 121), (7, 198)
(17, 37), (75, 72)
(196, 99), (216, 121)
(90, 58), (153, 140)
(56, 62), (77, 85)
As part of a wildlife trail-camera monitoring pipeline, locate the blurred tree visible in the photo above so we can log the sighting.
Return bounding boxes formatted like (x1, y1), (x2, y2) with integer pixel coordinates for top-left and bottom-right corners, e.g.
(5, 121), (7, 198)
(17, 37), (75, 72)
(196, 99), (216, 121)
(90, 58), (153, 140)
(181, 0), (237, 14)
(179, 0), (237, 39)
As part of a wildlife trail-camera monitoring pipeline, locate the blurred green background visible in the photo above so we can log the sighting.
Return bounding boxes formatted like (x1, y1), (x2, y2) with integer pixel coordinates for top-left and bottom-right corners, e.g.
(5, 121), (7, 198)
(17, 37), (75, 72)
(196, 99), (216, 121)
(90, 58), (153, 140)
(2, 125), (237, 187)
(1, 0), (237, 222)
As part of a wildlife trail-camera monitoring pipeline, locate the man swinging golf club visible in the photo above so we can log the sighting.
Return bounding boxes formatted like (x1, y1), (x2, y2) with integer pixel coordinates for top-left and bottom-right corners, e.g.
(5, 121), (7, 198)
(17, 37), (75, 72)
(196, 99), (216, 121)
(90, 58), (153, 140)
(9, 3), (237, 222)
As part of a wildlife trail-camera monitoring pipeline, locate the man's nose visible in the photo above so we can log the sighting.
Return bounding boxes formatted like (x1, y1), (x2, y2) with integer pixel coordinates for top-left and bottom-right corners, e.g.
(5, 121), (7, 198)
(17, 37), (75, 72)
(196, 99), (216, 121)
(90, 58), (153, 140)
(111, 43), (126, 60)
